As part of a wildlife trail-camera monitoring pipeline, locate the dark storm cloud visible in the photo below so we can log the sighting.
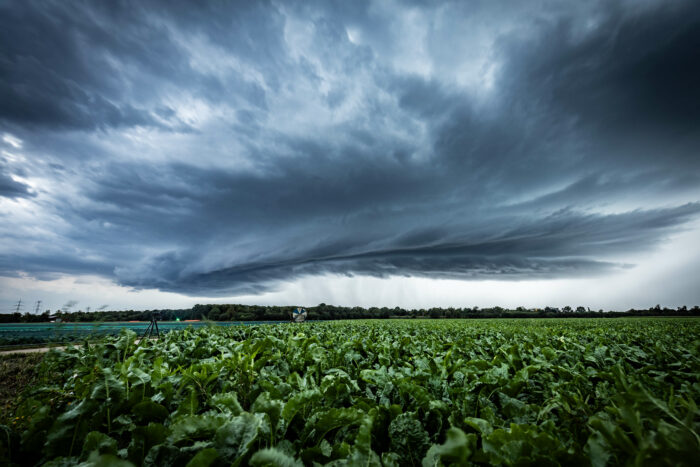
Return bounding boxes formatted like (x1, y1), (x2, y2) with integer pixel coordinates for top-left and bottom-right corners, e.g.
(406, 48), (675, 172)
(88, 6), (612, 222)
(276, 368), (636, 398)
(0, 252), (112, 280)
(0, 1), (161, 130)
(1, 0), (699, 295)
(0, 168), (33, 198)
(494, 0), (700, 172)
(509, 2), (700, 135)
(0, 0), (275, 130)
(114, 203), (700, 296)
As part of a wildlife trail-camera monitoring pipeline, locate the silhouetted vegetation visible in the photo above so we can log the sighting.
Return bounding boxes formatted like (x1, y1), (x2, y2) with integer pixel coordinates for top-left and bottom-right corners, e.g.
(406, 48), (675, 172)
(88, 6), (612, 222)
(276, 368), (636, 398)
(1, 303), (698, 323)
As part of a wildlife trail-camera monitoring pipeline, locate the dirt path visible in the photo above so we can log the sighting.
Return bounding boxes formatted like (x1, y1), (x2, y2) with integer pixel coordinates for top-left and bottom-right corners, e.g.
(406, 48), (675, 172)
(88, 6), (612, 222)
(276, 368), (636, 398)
(0, 345), (68, 355)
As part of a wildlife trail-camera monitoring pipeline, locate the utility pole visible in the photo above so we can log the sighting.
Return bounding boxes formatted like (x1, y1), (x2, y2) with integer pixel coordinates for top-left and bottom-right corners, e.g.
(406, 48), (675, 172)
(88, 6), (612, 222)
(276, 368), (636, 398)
(34, 300), (42, 314)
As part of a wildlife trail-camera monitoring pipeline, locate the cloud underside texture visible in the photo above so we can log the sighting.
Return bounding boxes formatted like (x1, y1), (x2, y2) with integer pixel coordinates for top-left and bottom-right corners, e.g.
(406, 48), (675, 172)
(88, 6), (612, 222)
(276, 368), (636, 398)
(1, 0), (699, 295)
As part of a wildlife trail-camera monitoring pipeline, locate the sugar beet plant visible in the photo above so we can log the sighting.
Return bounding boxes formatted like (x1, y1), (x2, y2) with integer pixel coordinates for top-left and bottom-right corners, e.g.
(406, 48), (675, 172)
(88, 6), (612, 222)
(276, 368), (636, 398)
(1, 319), (699, 466)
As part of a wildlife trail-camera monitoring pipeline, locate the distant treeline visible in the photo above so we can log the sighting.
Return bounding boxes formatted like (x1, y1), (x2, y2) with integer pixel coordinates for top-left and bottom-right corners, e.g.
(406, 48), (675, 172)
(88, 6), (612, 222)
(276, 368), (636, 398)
(0, 303), (699, 323)
(0, 308), (198, 323)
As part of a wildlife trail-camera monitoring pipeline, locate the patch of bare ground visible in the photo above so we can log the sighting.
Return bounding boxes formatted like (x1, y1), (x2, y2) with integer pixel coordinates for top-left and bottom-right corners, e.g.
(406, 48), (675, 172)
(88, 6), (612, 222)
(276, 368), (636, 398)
(0, 353), (44, 424)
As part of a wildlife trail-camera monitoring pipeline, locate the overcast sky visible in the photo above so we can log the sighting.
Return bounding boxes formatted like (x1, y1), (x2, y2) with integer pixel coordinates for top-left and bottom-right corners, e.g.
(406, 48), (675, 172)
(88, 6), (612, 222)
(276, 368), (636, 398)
(1, 0), (699, 312)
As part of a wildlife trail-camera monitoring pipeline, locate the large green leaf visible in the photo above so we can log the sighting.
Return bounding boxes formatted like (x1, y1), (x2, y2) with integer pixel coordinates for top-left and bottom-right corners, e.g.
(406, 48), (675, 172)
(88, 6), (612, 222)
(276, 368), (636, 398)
(210, 391), (243, 415)
(185, 447), (219, 467)
(252, 392), (284, 435)
(249, 448), (304, 467)
(127, 423), (167, 465)
(422, 427), (476, 467)
(214, 412), (264, 465)
(169, 414), (226, 445)
(78, 452), (135, 467)
(131, 400), (168, 425)
(389, 412), (431, 465)
(282, 389), (322, 424)
(81, 431), (118, 460)
(347, 412), (382, 467)
(482, 423), (563, 465)
(302, 407), (364, 445)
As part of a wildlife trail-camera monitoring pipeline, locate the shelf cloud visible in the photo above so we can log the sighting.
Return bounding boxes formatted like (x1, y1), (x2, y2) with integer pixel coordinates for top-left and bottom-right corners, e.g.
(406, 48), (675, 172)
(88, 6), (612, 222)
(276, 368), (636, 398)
(1, 0), (699, 298)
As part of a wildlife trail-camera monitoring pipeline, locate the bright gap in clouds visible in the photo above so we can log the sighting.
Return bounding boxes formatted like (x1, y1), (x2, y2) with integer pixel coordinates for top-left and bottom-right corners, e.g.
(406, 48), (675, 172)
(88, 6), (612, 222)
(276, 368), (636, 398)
(2, 133), (22, 149)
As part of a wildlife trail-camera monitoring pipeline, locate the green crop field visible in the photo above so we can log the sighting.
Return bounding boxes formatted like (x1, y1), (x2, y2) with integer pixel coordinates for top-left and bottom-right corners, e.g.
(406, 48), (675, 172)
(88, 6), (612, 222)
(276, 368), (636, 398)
(0, 321), (282, 348)
(2, 318), (698, 466)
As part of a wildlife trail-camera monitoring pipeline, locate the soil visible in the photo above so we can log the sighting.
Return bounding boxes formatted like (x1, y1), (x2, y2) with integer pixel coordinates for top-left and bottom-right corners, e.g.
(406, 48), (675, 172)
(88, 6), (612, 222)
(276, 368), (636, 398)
(0, 353), (44, 424)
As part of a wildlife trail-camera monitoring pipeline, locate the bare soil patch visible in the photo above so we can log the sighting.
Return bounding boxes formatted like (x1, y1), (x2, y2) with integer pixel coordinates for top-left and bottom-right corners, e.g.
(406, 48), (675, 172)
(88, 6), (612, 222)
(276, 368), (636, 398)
(0, 353), (44, 424)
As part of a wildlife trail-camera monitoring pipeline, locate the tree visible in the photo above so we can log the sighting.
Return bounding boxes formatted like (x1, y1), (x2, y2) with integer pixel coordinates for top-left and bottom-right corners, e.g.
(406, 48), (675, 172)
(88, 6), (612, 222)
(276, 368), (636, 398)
(208, 306), (222, 320)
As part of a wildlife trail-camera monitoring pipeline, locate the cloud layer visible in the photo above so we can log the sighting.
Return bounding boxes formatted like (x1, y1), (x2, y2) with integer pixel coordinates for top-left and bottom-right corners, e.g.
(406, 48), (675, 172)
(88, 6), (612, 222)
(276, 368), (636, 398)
(1, 0), (699, 296)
